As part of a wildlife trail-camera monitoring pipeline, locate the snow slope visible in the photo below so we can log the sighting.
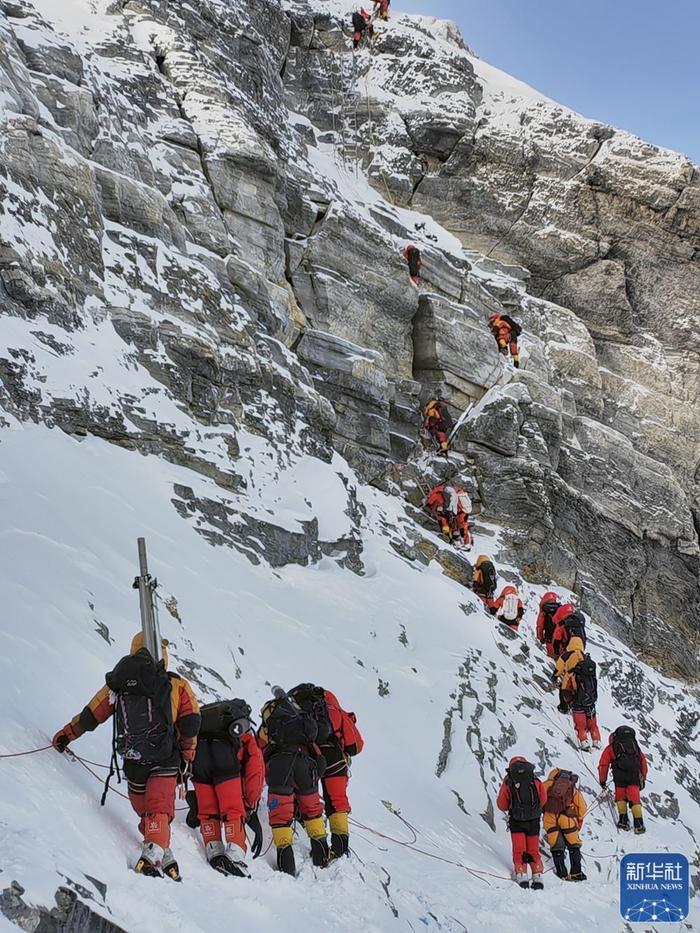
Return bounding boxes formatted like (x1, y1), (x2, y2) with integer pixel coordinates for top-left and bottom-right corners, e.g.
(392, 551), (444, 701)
(1, 419), (698, 932)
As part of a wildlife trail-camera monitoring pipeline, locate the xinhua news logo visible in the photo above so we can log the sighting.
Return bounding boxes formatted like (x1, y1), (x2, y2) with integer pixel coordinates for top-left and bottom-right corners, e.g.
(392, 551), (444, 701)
(620, 853), (689, 923)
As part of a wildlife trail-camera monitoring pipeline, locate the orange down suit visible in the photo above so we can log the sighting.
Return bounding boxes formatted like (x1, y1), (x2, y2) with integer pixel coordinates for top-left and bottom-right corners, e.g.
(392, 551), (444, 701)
(490, 585), (524, 628)
(425, 483), (471, 545)
(488, 313), (520, 365)
(54, 635), (200, 850)
(542, 768), (587, 850)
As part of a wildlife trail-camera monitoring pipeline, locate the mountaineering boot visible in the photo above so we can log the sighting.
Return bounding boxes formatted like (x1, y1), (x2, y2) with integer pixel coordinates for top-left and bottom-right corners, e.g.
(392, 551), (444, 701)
(207, 840), (249, 878)
(531, 872), (544, 891)
(135, 842), (164, 877)
(162, 848), (182, 882)
(304, 817), (331, 868)
(592, 739), (602, 750)
(329, 811), (350, 858)
(515, 872), (529, 889)
(211, 854), (249, 877)
(552, 851), (568, 879)
(221, 843), (250, 877)
(310, 836), (331, 867)
(331, 833), (349, 857)
(578, 737), (591, 752)
(633, 816), (646, 835)
(567, 847), (586, 881)
(206, 840), (225, 862)
(272, 826), (295, 875)
(276, 846), (296, 875)
(617, 812), (630, 831)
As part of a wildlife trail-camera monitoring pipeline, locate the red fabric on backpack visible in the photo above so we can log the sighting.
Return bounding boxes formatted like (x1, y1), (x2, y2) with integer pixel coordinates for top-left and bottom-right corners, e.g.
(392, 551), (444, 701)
(239, 731), (265, 811)
(324, 690), (364, 755)
(425, 485), (445, 511)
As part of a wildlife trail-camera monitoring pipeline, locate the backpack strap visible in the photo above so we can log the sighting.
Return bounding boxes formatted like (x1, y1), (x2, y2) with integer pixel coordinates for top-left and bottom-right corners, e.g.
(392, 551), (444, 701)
(100, 711), (122, 806)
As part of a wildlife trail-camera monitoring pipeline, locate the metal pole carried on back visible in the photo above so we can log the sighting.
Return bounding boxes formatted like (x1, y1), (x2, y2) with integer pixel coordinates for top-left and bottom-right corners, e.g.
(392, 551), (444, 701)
(134, 537), (161, 662)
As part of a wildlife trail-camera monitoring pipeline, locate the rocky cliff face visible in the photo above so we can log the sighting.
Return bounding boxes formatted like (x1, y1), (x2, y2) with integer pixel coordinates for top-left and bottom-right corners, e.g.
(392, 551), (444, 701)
(0, 0), (697, 676)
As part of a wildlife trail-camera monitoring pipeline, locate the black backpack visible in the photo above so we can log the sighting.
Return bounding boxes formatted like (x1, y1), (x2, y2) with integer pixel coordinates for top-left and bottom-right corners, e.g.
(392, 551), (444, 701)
(507, 760), (542, 822)
(502, 314), (522, 337)
(407, 247), (421, 274)
(262, 694), (318, 749)
(564, 610), (587, 645)
(288, 683), (333, 744)
(611, 727), (642, 786)
(105, 648), (175, 764)
(199, 698), (252, 744)
(573, 655), (598, 708)
(541, 601), (560, 642)
(437, 400), (453, 431)
(479, 561), (497, 597)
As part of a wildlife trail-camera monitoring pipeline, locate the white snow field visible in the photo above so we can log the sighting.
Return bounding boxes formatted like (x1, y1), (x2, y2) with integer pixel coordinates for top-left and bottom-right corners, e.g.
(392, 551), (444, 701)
(0, 420), (698, 932)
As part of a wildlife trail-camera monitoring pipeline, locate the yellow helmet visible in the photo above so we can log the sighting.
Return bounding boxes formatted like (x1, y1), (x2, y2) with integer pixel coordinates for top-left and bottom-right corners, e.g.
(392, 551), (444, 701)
(130, 631), (169, 667)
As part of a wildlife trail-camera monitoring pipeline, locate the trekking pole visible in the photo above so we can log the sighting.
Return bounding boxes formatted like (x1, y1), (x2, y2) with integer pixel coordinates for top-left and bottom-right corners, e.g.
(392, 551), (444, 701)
(133, 538), (161, 662)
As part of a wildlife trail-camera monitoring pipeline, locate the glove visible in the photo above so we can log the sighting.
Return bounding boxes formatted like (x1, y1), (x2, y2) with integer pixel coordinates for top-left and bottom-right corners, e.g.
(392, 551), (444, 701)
(551, 670), (559, 682)
(180, 746), (196, 765)
(52, 729), (71, 753)
(246, 809), (263, 859)
(599, 780), (607, 790)
(185, 789), (200, 829)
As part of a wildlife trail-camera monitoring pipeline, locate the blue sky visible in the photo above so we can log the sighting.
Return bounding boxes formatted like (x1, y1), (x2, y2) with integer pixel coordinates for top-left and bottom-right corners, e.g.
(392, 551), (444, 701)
(396, 0), (700, 164)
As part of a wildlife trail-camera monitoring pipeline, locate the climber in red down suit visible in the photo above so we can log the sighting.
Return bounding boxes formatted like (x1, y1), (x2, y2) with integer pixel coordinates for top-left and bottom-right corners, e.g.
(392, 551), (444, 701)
(488, 313), (521, 367)
(424, 481), (472, 547)
(403, 243), (422, 284)
(497, 756), (547, 889)
(351, 8), (374, 49)
(372, 0), (390, 20)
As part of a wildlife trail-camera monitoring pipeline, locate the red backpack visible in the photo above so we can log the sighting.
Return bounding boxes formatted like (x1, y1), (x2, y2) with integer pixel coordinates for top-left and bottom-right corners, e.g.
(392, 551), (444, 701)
(324, 690), (364, 756)
(544, 770), (577, 817)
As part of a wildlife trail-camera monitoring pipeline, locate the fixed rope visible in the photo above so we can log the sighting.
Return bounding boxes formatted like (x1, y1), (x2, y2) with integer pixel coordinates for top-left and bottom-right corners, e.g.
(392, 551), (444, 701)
(3, 744), (621, 873)
(0, 744), (53, 759)
(0, 743), (190, 810)
(350, 816), (508, 884)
